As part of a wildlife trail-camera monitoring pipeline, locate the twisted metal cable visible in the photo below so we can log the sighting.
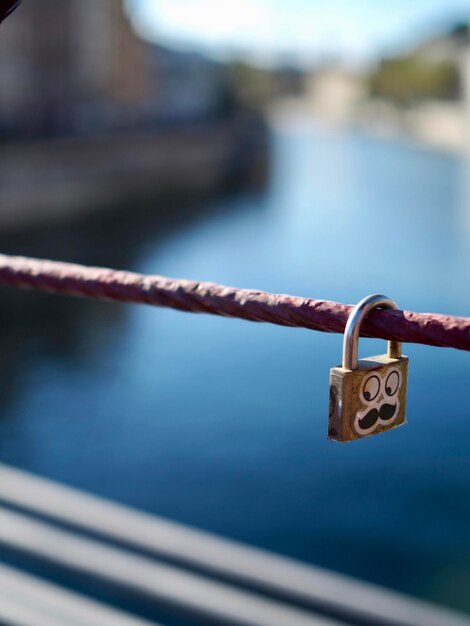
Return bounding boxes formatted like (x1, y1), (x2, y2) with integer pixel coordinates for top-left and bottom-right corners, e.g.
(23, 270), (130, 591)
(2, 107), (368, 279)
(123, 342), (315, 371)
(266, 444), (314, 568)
(0, 254), (468, 352)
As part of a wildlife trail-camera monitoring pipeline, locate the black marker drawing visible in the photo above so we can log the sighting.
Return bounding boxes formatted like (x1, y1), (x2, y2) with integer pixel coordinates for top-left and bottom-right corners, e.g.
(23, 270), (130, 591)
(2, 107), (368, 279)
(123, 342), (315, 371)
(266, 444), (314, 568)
(353, 367), (402, 436)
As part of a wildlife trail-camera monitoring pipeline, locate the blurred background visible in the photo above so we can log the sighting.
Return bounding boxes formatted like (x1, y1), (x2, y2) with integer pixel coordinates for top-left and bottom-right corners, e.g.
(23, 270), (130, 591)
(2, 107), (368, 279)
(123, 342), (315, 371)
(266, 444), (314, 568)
(0, 0), (469, 623)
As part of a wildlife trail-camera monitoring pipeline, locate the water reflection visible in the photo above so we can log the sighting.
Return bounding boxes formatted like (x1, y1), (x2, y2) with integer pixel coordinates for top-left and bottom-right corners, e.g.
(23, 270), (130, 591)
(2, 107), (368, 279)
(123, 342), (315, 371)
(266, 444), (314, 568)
(0, 190), (257, 403)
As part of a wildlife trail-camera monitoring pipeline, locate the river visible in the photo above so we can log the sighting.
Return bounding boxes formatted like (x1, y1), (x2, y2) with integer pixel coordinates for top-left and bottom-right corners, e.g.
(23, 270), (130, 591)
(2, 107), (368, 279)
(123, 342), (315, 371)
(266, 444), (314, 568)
(0, 116), (469, 616)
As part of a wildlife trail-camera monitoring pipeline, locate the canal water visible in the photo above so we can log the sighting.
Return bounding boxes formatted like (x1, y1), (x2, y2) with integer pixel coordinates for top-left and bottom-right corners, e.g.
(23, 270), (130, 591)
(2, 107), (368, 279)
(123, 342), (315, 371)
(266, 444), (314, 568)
(0, 117), (469, 615)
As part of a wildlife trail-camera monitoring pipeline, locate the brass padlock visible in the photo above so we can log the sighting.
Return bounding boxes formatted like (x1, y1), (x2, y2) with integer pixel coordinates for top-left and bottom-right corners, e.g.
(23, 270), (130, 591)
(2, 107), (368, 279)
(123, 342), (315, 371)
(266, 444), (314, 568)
(328, 294), (408, 442)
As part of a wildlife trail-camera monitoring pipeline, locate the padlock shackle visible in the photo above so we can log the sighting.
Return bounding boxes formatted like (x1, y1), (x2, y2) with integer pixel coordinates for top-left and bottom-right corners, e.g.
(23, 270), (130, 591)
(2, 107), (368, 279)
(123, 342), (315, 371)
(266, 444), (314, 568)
(342, 294), (402, 370)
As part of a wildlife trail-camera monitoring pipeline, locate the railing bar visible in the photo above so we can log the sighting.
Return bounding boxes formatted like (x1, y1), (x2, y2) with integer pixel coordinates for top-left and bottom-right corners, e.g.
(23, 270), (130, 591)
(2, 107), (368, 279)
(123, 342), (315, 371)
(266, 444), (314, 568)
(0, 506), (343, 626)
(0, 464), (468, 626)
(0, 563), (162, 626)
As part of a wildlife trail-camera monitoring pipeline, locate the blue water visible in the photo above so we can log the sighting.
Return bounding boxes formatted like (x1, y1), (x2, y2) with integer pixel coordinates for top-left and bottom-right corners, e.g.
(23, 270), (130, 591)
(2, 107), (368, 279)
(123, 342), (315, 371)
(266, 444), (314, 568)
(1, 119), (469, 614)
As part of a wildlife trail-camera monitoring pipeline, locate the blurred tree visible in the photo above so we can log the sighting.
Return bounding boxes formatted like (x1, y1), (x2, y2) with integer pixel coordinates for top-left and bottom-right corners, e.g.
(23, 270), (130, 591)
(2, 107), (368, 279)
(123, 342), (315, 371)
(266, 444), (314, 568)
(227, 61), (303, 110)
(449, 21), (470, 44)
(369, 55), (459, 104)
(368, 22), (470, 105)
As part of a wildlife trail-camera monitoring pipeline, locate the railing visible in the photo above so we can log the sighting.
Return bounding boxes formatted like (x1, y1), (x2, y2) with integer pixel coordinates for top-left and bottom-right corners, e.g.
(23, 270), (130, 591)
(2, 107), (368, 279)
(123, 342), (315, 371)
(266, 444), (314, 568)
(0, 254), (468, 351)
(0, 255), (467, 624)
(0, 563), (159, 626)
(0, 463), (469, 626)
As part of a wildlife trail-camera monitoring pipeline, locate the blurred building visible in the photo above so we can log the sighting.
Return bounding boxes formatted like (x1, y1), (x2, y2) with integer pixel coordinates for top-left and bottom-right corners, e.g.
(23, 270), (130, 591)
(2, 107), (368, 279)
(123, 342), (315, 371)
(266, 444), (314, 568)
(414, 23), (470, 65)
(0, 1), (270, 229)
(148, 45), (234, 124)
(305, 66), (364, 125)
(0, 0), (155, 136)
(0, 0), (238, 137)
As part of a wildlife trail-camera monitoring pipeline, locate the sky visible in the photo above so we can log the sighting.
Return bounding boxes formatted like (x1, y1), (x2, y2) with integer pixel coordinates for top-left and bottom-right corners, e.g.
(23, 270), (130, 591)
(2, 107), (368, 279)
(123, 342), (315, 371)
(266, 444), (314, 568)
(127, 0), (470, 67)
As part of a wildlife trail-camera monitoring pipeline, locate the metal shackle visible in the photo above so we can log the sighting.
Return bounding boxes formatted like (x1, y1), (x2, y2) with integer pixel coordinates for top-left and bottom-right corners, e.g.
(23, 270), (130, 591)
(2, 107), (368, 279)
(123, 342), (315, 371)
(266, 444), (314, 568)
(342, 294), (402, 370)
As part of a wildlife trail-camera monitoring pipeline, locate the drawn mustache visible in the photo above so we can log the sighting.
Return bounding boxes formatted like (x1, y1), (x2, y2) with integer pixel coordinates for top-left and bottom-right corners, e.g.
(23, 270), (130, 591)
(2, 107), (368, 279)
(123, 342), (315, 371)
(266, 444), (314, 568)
(358, 404), (397, 430)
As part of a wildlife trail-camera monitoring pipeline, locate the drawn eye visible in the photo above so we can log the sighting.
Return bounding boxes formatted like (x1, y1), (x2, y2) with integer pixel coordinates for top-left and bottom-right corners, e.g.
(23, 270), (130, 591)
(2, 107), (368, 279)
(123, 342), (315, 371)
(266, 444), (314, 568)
(385, 370), (400, 397)
(361, 374), (380, 403)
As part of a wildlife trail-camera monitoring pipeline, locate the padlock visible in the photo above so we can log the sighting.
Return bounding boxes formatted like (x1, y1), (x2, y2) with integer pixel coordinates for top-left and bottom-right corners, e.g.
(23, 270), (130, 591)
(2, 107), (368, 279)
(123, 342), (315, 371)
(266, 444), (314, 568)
(328, 294), (408, 442)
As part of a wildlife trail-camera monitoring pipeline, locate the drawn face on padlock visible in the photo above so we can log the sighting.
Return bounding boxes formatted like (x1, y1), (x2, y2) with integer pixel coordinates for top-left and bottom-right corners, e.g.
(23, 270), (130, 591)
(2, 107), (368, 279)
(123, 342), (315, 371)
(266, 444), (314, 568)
(328, 294), (408, 443)
(354, 366), (402, 436)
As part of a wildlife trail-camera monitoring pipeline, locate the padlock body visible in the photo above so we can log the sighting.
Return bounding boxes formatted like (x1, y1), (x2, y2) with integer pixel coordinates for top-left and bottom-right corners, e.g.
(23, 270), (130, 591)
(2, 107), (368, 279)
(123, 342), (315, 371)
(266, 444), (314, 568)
(328, 354), (408, 442)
